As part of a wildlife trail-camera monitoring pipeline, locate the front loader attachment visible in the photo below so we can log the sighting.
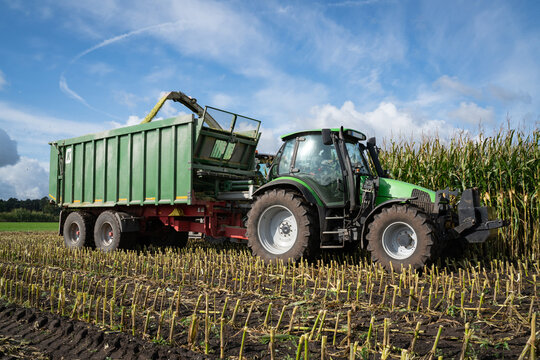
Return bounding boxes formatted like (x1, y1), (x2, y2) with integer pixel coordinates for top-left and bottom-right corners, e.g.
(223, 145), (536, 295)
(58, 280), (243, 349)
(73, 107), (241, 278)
(454, 188), (508, 243)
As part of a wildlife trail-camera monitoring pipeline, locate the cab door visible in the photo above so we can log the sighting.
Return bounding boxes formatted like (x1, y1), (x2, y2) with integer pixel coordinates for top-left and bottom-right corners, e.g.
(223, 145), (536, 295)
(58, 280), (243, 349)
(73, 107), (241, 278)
(290, 134), (345, 207)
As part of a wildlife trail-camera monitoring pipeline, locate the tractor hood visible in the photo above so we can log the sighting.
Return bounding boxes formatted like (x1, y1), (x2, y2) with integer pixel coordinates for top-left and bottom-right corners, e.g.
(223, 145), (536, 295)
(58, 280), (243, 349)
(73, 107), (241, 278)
(376, 178), (436, 204)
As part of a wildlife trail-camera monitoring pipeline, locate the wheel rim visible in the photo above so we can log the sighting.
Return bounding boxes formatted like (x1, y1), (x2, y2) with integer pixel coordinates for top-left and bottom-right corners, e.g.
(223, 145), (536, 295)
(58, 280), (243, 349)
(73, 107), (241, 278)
(99, 222), (114, 247)
(68, 223), (80, 244)
(382, 221), (417, 260)
(257, 205), (298, 255)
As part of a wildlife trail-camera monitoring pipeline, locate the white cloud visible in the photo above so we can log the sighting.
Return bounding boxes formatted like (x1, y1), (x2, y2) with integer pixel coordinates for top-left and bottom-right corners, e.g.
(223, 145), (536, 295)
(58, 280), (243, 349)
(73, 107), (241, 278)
(114, 91), (140, 109)
(448, 102), (495, 125)
(328, 0), (387, 6)
(0, 128), (19, 167)
(0, 101), (107, 139)
(434, 76), (482, 99)
(211, 93), (234, 109)
(110, 108), (190, 130)
(126, 115), (143, 126)
(252, 76), (329, 121)
(0, 101), (108, 166)
(0, 157), (48, 199)
(488, 85), (532, 104)
(159, 100), (185, 119)
(410, 76), (481, 109)
(58, 0), (272, 82)
(0, 70), (7, 90)
(87, 62), (114, 76)
(142, 67), (177, 83)
(306, 101), (458, 141)
(271, 4), (406, 73)
(256, 100), (461, 154)
(110, 115), (144, 128)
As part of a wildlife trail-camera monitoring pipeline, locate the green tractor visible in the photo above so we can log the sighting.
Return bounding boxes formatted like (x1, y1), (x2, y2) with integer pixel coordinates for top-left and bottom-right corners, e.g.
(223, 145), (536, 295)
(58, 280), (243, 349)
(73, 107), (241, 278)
(247, 128), (507, 269)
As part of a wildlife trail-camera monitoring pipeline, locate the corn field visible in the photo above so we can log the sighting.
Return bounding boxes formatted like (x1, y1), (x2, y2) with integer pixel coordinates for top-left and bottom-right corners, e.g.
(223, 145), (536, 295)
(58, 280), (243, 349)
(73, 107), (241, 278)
(381, 128), (539, 260)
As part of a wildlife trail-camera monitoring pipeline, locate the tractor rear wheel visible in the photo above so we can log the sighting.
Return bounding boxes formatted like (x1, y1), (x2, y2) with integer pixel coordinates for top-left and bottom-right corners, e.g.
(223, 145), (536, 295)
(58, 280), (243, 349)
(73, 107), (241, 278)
(63, 211), (94, 248)
(246, 189), (317, 263)
(366, 204), (436, 270)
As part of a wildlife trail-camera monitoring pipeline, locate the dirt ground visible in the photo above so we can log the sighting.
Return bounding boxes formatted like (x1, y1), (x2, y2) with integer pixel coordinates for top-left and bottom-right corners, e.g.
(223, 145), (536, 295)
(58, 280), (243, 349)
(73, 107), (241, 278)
(0, 232), (537, 359)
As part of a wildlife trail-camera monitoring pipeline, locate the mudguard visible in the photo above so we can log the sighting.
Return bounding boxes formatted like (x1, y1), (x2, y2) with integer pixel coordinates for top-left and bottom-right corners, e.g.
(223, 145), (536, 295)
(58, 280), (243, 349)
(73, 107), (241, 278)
(252, 178), (326, 236)
(360, 198), (412, 247)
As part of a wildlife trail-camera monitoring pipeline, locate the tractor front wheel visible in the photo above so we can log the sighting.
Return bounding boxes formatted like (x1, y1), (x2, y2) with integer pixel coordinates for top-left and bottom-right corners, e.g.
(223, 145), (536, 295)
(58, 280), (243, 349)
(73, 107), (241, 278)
(246, 189), (317, 263)
(366, 204), (436, 270)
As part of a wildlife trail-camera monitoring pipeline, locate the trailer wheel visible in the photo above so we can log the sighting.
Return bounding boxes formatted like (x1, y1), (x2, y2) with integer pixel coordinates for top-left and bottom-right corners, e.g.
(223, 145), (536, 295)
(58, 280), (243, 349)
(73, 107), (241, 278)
(366, 204), (435, 270)
(94, 211), (123, 252)
(63, 212), (94, 248)
(246, 189), (317, 263)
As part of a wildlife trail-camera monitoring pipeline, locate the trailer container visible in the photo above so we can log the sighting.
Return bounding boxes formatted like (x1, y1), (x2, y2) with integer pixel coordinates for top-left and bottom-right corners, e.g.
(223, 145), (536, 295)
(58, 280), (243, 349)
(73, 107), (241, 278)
(49, 102), (262, 250)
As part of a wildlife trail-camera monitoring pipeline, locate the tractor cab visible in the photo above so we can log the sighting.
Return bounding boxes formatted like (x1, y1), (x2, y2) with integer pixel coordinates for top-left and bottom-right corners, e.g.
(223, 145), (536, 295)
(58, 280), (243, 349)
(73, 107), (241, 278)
(269, 128), (373, 208)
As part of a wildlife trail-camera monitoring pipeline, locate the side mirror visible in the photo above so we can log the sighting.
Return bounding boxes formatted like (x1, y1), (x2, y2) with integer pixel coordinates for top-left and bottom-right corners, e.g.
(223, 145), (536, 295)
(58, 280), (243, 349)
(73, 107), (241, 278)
(367, 137), (380, 155)
(322, 128), (333, 145)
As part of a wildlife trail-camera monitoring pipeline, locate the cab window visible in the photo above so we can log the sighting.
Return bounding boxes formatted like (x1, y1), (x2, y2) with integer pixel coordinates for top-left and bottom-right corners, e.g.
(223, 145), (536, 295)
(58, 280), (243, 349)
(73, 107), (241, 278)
(345, 142), (371, 175)
(294, 134), (344, 205)
(276, 140), (295, 175)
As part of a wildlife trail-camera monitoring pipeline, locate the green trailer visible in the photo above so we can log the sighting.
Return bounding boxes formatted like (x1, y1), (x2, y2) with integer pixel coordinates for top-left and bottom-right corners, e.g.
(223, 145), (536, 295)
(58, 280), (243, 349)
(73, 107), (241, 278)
(49, 92), (262, 251)
(50, 91), (507, 269)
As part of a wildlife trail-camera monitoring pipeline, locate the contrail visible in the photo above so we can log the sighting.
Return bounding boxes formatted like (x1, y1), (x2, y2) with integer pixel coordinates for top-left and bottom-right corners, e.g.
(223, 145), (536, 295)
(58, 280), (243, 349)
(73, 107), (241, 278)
(70, 20), (182, 64)
(60, 20), (182, 118)
(59, 75), (89, 105)
(59, 74), (120, 119)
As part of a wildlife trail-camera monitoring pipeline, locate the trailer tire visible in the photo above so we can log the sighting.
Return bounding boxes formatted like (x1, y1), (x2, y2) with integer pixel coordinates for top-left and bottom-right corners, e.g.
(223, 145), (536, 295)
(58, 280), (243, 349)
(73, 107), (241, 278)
(94, 211), (123, 252)
(246, 189), (318, 263)
(366, 204), (435, 270)
(63, 211), (94, 248)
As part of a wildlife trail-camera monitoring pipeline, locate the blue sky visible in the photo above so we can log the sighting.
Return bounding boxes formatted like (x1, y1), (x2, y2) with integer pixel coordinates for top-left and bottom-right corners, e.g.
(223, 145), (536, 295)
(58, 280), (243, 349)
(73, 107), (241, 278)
(0, 0), (538, 199)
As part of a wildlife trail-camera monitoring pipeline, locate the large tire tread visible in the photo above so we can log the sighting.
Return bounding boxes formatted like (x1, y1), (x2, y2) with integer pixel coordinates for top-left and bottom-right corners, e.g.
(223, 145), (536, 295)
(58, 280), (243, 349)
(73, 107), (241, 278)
(94, 210), (122, 252)
(366, 204), (436, 270)
(246, 189), (318, 263)
(63, 211), (94, 248)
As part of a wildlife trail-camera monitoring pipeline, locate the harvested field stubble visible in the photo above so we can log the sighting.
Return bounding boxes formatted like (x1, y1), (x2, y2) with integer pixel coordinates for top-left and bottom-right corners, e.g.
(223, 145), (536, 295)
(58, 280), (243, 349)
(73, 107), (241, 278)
(0, 232), (538, 359)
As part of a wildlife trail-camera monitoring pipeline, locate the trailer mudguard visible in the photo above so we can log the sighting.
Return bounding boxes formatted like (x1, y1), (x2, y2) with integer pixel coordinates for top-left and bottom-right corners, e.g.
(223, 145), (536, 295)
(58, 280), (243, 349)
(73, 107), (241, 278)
(58, 210), (69, 236)
(114, 212), (141, 233)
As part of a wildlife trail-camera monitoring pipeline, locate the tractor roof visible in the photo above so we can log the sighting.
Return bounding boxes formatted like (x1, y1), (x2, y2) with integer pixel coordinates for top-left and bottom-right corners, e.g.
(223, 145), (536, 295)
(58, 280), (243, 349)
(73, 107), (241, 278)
(281, 128), (366, 141)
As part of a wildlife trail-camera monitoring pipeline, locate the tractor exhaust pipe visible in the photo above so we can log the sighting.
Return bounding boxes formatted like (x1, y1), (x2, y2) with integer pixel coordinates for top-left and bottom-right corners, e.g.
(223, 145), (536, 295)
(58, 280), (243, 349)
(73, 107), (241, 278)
(367, 137), (386, 178)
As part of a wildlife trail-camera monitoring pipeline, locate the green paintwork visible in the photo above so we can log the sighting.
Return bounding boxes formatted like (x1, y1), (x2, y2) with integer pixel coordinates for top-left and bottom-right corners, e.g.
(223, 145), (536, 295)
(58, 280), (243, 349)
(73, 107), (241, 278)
(49, 110), (260, 208)
(376, 178), (436, 204)
(271, 177), (324, 206)
(271, 175), (435, 209)
(281, 128), (366, 141)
